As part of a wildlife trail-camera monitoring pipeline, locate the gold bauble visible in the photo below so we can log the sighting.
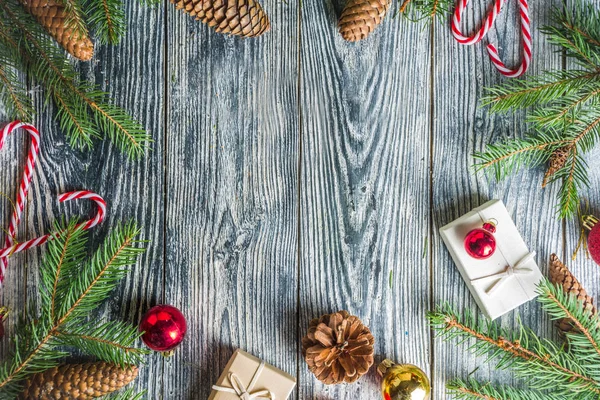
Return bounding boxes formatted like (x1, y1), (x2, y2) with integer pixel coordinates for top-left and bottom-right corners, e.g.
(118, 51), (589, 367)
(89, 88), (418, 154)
(378, 359), (431, 400)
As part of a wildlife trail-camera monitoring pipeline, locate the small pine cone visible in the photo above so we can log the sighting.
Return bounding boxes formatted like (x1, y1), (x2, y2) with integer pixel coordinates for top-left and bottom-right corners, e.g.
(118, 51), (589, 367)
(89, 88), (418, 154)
(338, 0), (392, 42)
(19, 0), (94, 61)
(170, 0), (270, 38)
(19, 362), (138, 399)
(542, 146), (570, 188)
(302, 310), (374, 385)
(549, 254), (597, 334)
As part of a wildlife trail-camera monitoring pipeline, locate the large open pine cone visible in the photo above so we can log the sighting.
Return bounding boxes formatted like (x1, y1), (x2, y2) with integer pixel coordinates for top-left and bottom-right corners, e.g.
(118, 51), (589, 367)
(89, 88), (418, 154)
(549, 254), (597, 334)
(338, 0), (392, 42)
(302, 310), (374, 385)
(19, 0), (94, 61)
(19, 362), (138, 399)
(170, 0), (270, 38)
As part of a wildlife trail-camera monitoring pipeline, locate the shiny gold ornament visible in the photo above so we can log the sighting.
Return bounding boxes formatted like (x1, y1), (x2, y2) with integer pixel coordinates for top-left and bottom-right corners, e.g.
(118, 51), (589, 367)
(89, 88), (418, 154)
(378, 359), (431, 400)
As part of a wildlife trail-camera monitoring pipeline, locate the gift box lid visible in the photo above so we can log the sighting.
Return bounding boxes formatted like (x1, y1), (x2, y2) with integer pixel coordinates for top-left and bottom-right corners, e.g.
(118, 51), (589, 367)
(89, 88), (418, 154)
(439, 199), (543, 320)
(208, 349), (296, 400)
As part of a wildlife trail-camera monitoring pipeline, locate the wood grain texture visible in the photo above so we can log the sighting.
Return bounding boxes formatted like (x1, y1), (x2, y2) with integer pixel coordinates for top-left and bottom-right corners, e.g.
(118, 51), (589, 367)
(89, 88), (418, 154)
(299, 1), (432, 398)
(432, 0), (564, 396)
(1, 0), (600, 398)
(165, 2), (299, 399)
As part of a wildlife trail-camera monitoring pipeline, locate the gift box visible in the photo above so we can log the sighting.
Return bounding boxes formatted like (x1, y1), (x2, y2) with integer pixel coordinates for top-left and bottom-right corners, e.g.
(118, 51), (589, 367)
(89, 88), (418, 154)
(209, 349), (296, 400)
(439, 199), (543, 320)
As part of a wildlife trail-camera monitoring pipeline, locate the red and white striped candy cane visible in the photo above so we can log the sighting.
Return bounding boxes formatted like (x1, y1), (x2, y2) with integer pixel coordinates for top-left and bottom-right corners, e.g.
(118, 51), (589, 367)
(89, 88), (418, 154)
(0, 121), (40, 280)
(1, 121), (107, 287)
(0, 191), (106, 260)
(452, 0), (506, 45)
(486, 0), (531, 78)
(452, 0), (532, 78)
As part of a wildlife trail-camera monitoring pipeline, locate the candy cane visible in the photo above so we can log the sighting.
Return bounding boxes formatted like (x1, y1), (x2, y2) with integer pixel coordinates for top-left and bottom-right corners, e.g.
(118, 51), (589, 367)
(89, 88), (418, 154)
(0, 121), (40, 280)
(452, 0), (532, 78)
(0, 191), (107, 260)
(452, 0), (506, 45)
(486, 0), (531, 78)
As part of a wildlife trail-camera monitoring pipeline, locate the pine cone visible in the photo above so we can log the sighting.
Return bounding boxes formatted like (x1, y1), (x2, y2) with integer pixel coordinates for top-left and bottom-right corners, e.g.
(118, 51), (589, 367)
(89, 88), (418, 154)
(19, 0), (94, 61)
(542, 146), (570, 188)
(301, 310), (374, 385)
(19, 362), (138, 399)
(338, 0), (392, 42)
(549, 254), (597, 334)
(170, 0), (270, 38)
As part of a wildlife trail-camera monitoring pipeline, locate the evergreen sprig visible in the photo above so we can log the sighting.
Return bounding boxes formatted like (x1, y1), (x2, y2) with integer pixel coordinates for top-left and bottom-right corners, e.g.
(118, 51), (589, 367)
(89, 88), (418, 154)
(0, 0), (150, 159)
(396, 0), (452, 24)
(429, 279), (600, 400)
(477, 1), (600, 219)
(0, 220), (148, 399)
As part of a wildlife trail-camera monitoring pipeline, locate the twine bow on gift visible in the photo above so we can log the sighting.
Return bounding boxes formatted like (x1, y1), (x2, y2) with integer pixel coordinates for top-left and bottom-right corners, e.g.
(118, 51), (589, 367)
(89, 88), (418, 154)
(471, 252), (536, 296)
(212, 361), (275, 399)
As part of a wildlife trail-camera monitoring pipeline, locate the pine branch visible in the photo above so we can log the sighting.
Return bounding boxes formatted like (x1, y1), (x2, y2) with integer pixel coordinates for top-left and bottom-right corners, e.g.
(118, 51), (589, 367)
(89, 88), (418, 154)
(0, 44), (33, 121)
(55, 0), (91, 41)
(86, 0), (127, 44)
(0, 221), (147, 397)
(56, 320), (149, 366)
(428, 304), (600, 395)
(478, 0), (600, 219)
(537, 280), (600, 372)
(0, 0), (150, 158)
(447, 379), (564, 400)
(397, 0), (453, 24)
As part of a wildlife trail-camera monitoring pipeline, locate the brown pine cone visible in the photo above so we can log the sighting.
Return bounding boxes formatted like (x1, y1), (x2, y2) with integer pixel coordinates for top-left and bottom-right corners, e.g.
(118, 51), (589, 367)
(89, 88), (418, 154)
(302, 310), (374, 385)
(19, 362), (138, 399)
(19, 0), (94, 61)
(170, 0), (270, 38)
(338, 0), (392, 42)
(549, 254), (597, 334)
(542, 146), (570, 188)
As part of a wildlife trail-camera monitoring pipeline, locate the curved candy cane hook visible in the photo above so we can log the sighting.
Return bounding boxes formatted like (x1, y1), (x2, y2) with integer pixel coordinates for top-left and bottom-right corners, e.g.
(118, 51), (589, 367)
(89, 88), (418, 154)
(0, 121), (41, 281)
(452, 0), (531, 78)
(0, 191), (107, 261)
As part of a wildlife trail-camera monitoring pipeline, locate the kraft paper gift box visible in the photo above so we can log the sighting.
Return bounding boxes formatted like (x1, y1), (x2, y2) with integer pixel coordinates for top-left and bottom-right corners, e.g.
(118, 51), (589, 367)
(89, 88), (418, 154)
(209, 349), (296, 400)
(439, 199), (543, 320)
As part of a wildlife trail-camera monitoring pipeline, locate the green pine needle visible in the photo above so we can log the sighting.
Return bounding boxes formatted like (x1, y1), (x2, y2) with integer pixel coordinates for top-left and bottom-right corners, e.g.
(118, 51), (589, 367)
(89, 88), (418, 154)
(0, 221), (147, 397)
(86, 0), (127, 44)
(478, 0), (600, 219)
(0, 0), (150, 159)
(396, 0), (453, 24)
(447, 379), (565, 400)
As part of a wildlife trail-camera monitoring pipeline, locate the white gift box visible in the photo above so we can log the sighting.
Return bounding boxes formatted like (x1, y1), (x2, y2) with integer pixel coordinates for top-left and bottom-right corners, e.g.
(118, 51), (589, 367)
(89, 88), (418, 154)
(439, 200), (543, 320)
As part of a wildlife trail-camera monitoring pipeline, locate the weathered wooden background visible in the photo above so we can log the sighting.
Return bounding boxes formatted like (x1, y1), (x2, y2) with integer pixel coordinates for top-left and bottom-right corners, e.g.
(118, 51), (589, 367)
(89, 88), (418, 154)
(1, 0), (599, 398)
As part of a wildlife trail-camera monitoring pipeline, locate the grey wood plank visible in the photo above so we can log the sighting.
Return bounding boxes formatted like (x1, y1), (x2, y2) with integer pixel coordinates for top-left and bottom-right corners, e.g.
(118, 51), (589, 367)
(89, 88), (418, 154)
(165, 3), (300, 399)
(22, 1), (166, 397)
(432, 0), (564, 397)
(299, 2), (432, 398)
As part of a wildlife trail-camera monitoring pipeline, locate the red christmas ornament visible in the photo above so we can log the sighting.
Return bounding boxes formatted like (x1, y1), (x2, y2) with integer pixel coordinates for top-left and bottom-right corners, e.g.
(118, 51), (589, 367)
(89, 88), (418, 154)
(585, 216), (600, 266)
(140, 305), (187, 352)
(464, 221), (497, 260)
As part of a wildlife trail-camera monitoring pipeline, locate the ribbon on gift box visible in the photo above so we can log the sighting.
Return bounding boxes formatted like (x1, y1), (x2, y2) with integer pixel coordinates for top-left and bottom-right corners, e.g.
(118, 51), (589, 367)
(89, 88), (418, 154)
(471, 252), (536, 296)
(212, 361), (275, 400)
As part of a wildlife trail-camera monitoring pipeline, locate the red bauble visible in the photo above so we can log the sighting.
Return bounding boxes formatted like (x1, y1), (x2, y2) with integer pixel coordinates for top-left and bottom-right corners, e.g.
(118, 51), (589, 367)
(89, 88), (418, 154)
(464, 222), (497, 260)
(140, 305), (187, 352)
(589, 222), (600, 266)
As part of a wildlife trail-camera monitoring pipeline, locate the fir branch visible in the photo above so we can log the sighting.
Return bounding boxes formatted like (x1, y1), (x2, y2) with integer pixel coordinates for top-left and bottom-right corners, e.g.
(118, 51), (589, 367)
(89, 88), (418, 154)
(86, 0), (127, 44)
(478, 0), (600, 219)
(55, 320), (149, 366)
(537, 280), (600, 371)
(428, 304), (600, 395)
(396, 0), (452, 24)
(447, 379), (564, 400)
(0, 0), (150, 158)
(0, 221), (147, 396)
(56, 0), (90, 42)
